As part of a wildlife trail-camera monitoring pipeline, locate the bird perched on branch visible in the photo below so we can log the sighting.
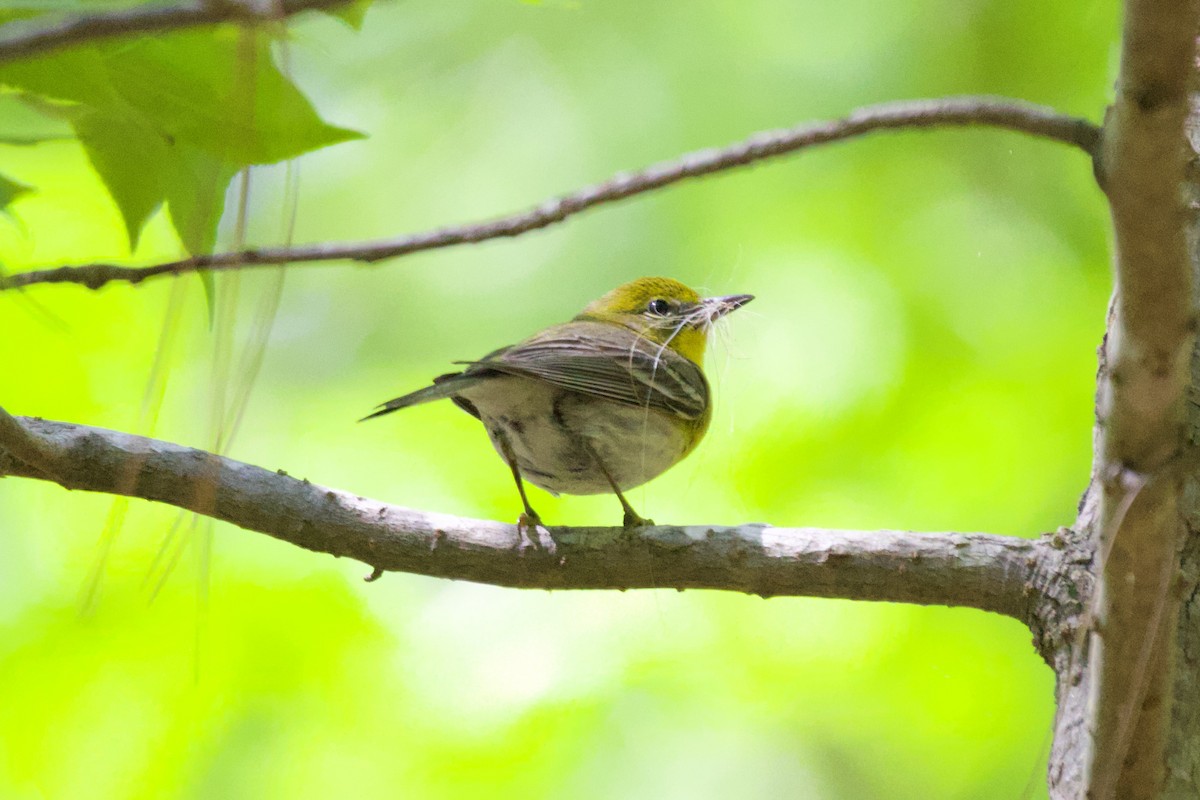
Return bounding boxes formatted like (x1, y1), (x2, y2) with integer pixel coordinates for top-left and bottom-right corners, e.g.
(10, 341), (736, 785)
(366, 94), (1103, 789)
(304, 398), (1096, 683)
(364, 276), (752, 535)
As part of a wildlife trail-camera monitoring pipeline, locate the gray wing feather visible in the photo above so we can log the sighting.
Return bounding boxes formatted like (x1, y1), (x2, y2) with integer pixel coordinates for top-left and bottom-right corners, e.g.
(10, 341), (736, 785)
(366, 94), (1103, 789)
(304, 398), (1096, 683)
(458, 323), (708, 419)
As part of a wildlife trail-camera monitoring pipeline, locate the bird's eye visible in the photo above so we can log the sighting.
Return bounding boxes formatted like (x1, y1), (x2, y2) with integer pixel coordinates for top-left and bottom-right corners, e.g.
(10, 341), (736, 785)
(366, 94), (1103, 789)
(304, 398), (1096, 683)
(647, 298), (671, 315)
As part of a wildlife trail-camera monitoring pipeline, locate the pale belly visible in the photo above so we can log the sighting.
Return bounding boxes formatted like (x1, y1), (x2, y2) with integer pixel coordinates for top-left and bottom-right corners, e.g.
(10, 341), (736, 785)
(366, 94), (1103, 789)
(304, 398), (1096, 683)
(457, 376), (694, 495)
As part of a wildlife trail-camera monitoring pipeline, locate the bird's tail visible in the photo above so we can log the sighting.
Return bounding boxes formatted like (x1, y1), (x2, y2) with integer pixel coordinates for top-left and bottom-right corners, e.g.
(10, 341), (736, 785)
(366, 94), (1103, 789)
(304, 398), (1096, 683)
(360, 372), (482, 421)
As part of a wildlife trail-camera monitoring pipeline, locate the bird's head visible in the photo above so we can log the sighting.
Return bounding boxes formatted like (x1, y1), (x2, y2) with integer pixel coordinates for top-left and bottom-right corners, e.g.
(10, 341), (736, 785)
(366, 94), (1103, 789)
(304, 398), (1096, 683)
(576, 276), (753, 364)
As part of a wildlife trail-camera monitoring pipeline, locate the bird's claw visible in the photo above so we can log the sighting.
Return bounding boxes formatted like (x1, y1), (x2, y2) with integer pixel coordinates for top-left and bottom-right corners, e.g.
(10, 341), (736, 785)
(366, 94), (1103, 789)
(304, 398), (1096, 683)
(517, 512), (556, 555)
(622, 511), (655, 531)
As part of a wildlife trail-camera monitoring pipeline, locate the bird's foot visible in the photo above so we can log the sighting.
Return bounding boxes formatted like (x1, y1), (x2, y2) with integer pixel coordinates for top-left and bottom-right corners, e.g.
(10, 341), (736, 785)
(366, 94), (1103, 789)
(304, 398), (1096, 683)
(622, 510), (655, 531)
(517, 512), (556, 555)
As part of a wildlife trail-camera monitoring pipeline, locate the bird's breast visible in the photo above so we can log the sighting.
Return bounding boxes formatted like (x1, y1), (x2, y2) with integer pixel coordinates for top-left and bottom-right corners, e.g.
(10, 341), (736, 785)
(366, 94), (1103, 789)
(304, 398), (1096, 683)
(456, 376), (697, 496)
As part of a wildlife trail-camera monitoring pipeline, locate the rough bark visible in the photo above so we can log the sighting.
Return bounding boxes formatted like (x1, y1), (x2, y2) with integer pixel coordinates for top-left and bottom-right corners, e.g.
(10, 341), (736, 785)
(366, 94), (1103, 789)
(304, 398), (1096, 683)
(1049, 2), (1200, 797)
(0, 416), (1054, 619)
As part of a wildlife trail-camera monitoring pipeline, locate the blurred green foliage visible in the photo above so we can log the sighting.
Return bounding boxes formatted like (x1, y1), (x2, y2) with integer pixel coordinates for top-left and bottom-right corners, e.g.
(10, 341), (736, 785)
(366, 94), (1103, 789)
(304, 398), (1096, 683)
(0, 0), (1116, 797)
(0, 28), (361, 250)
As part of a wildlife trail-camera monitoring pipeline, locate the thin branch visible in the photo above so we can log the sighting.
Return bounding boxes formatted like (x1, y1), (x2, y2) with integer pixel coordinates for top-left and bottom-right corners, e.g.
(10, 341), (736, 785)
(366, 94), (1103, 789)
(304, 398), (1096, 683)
(0, 0), (358, 65)
(0, 416), (1045, 619)
(1, 96), (1101, 292)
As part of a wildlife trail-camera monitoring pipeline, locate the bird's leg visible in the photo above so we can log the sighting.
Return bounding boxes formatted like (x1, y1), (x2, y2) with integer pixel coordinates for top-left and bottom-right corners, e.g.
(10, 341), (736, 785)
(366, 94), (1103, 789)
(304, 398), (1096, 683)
(496, 430), (554, 554)
(580, 439), (655, 530)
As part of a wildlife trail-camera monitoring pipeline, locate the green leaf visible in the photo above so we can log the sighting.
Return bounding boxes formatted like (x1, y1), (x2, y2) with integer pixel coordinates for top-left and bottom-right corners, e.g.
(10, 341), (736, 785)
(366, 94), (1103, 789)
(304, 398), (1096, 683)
(0, 28), (363, 249)
(94, 31), (364, 165)
(324, 0), (371, 29)
(69, 106), (170, 247)
(0, 92), (76, 141)
(0, 8), (45, 24)
(164, 146), (239, 255)
(0, 132), (70, 145)
(0, 0), (122, 25)
(197, 270), (217, 329)
(0, 172), (32, 211)
(0, 47), (122, 105)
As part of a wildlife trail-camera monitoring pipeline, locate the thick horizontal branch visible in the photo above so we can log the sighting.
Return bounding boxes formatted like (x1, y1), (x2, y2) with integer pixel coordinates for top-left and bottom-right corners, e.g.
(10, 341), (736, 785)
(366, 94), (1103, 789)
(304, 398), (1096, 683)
(1, 96), (1101, 291)
(0, 415), (1045, 620)
(0, 0), (358, 64)
(0, 406), (59, 474)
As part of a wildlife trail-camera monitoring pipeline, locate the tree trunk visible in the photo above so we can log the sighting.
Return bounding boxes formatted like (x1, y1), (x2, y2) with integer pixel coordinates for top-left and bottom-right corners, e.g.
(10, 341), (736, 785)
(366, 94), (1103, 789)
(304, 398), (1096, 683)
(1049, 11), (1200, 794)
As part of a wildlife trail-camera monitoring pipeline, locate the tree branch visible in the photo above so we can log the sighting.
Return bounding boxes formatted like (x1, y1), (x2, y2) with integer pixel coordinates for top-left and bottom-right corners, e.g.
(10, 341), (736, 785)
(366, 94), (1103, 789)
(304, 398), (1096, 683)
(1059, 1), (1200, 797)
(0, 0), (359, 65)
(0, 416), (1046, 620)
(0, 96), (1101, 292)
(0, 406), (60, 476)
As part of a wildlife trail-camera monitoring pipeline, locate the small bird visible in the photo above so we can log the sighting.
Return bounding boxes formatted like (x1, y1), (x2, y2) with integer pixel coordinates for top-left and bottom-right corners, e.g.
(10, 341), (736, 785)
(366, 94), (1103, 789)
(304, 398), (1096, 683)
(364, 277), (752, 533)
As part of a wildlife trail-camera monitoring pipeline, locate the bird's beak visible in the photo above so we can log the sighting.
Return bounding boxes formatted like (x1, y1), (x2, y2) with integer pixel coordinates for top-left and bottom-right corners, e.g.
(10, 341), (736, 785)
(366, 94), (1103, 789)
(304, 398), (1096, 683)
(704, 293), (754, 320)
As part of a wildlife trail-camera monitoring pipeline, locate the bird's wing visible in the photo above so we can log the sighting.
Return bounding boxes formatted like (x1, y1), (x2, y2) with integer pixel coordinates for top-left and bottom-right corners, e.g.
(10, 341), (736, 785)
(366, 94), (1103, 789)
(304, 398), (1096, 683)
(460, 323), (709, 419)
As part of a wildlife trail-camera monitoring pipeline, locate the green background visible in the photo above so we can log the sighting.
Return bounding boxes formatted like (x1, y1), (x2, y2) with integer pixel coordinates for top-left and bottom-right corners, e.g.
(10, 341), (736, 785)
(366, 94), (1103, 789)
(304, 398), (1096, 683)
(0, 0), (1115, 797)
